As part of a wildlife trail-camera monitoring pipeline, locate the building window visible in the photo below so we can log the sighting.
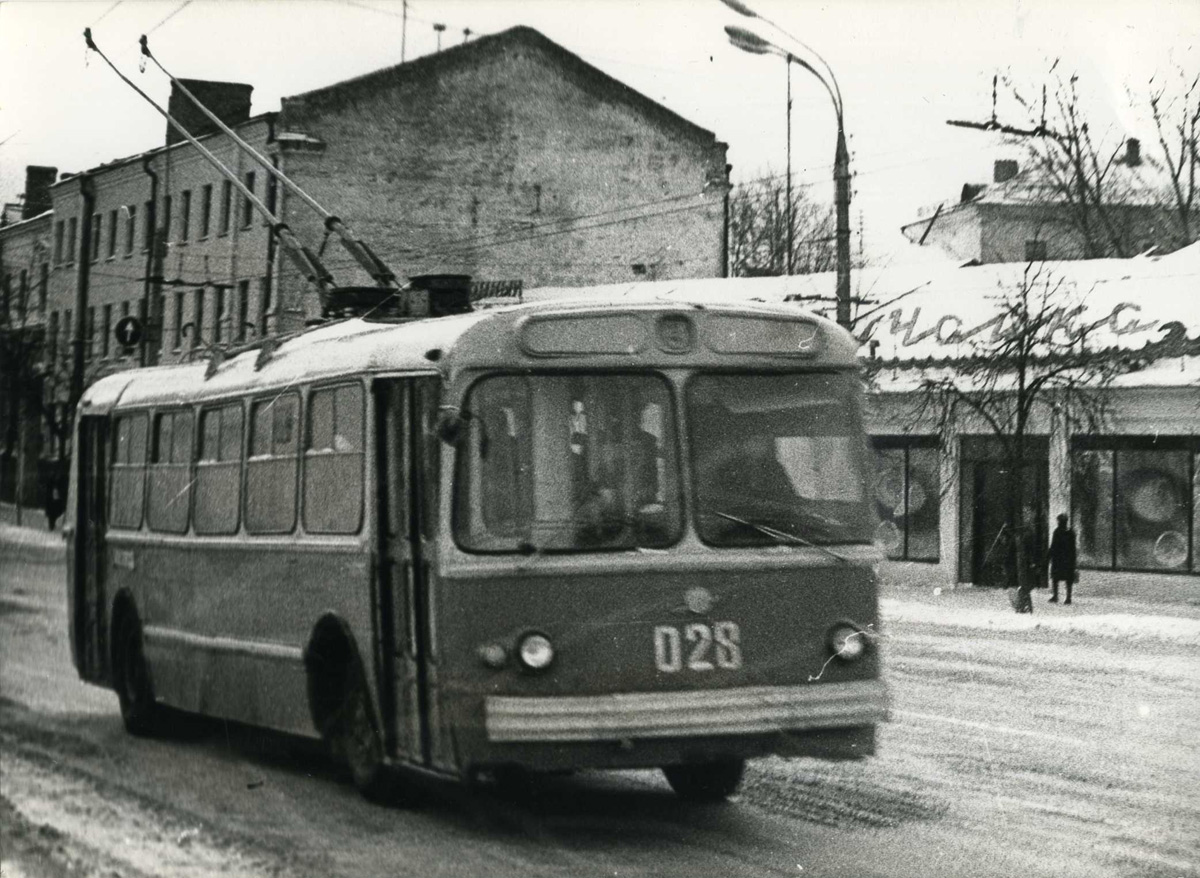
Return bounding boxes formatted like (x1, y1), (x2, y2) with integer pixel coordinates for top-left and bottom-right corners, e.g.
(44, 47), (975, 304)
(1024, 240), (1048, 262)
(62, 309), (72, 366)
(872, 437), (941, 561)
(147, 409), (194, 534)
(143, 200), (154, 251)
(259, 278), (271, 336)
(246, 393), (299, 534)
(157, 294), (166, 353)
(101, 304), (112, 358)
(195, 403), (243, 535)
(85, 306), (95, 359)
(48, 312), (59, 363)
(66, 218), (77, 265)
(107, 210), (118, 258)
(193, 288), (205, 348)
(89, 213), (100, 262)
(200, 184), (212, 238)
(162, 195), (173, 242)
(17, 270), (28, 321)
(219, 180), (232, 235)
(1072, 437), (1197, 573)
(173, 291), (184, 350)
(126, 205), (137, 255)
(180, 190), (191, 242)
(214, 286), (225, 343)
(38, 264), (48, 313)
(241, 172), (255, 229)
(304, 384), (365, 534)
(236, 279), (250, 341)
(109, 413), (148, 530)
(54, 221), (65, 265)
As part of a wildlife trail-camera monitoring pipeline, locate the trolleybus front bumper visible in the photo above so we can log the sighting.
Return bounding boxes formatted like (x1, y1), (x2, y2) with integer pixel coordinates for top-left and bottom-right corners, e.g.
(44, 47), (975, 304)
(484, 679), (888, 745)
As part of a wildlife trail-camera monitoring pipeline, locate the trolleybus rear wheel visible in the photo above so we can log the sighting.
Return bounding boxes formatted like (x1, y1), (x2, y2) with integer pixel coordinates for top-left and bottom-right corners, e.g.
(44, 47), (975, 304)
(662, 758), (745, 802)
(114, 612), (160, 737)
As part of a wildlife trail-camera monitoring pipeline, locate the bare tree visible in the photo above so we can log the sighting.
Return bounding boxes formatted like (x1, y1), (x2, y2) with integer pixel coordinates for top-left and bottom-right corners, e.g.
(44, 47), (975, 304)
(1148, 69), (1200, 251)
(871, 264), (1128, 606)
(728, 172), (836, 277)
(957, 63), (1200, 259)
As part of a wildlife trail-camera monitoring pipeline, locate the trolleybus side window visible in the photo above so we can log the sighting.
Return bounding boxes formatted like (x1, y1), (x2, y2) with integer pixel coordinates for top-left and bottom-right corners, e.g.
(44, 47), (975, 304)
(195, 403), (245, 535)
(109, 412), (148, 529)
(147, 409), (194, 534)
(454, 373), (681, 553)
(688, 373), (873, 548)
(246, 393), (299, 534)
(304, 383), (364, 534)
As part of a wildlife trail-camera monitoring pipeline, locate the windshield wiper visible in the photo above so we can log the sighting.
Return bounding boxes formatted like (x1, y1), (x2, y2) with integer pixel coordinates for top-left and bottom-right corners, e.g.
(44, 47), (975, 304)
(712, 511), (849, 564)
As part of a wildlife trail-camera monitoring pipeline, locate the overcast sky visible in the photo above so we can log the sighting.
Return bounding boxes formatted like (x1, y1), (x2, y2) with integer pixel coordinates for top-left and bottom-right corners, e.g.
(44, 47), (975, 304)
(2, 0), (1198, 259)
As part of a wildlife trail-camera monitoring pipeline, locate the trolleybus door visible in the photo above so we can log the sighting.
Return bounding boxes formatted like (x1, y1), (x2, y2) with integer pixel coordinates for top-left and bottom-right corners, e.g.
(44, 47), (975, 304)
(375, 378), (437, 767)
(73, 415), (110, 683)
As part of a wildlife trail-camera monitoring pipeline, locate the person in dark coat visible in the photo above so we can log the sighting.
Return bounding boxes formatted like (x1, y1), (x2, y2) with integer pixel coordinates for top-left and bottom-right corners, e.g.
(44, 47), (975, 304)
(43, 474), (66, 532)
(1047, 513), (1078, 604)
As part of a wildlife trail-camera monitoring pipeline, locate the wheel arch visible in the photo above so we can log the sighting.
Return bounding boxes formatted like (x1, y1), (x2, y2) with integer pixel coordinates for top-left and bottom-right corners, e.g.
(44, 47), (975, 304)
(303, 613), (370, 738)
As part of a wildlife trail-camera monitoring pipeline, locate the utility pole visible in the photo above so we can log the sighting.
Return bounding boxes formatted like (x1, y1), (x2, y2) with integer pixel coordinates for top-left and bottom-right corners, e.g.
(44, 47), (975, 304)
(834, 123), (851, 328)
(401, 0), (408, 62)
(69, 173), (94, 415)
(785, 55), (793, 276)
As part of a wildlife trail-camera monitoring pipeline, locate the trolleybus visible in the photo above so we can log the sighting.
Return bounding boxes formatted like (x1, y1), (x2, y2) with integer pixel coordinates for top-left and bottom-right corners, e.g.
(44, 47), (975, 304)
(66, 288), (888, 802)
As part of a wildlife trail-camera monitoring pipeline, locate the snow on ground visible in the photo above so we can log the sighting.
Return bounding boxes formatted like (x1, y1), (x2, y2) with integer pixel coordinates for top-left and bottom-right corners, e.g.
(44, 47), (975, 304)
(883, 597), (1200, 645)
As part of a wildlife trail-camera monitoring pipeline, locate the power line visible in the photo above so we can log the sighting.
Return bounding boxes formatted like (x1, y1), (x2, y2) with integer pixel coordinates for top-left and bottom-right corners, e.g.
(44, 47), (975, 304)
(144, 0), (192, 36)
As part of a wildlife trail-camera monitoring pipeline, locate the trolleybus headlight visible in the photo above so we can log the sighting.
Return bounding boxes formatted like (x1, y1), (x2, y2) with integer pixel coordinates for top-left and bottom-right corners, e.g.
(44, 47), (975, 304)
(828, 623), (868, 662)
(517, 633), (555, 671)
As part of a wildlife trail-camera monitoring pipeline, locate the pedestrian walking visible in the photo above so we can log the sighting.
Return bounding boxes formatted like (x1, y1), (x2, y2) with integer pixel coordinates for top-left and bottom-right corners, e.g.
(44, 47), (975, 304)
(1047, 513), (1077, 604)
(43, 471), (66, 532)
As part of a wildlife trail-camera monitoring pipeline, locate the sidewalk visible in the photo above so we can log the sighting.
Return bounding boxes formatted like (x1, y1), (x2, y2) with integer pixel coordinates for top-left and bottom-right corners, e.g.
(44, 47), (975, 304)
(879, 561), (1200, 646)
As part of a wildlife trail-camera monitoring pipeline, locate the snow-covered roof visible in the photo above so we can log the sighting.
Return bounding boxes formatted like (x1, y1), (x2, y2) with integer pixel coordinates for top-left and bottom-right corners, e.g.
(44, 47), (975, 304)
(529, 245), (1200, 366)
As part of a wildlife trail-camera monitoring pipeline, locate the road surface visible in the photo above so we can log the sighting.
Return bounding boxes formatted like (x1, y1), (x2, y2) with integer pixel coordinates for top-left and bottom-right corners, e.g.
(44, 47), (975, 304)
(3, 530), (1197, 878)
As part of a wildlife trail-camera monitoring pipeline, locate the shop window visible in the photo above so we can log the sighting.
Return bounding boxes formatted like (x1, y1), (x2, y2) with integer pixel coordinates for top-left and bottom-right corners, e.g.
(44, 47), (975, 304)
(872, 438), (940, 561)
(147, 409), (193, 534)
(109, 413), (147, 529)
(246, 394), (299, 533)
(1117, 450), (1190, 570)
(195, 404), (243, 535)
(304, 384), (364, 534)
(1072, 439), (1197, 572)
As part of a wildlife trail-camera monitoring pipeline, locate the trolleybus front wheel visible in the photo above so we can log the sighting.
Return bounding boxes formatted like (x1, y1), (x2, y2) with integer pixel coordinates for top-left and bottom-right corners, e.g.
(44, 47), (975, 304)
(662, 758), (745, 802)
(113, 611), (161, 737)
(337, 670), (397, 803)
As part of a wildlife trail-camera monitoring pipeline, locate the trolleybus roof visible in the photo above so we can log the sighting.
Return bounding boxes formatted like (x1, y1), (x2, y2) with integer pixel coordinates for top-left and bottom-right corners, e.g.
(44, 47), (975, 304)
(80, 296), (855, 413)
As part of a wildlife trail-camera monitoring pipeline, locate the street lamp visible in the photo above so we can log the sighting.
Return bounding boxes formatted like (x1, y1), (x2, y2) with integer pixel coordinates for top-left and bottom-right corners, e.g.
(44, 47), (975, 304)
(723, 16), (852, 330)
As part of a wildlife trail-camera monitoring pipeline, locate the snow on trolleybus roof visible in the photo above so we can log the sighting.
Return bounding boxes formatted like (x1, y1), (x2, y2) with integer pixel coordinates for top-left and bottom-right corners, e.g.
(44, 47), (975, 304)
(78, 296), (858, 413)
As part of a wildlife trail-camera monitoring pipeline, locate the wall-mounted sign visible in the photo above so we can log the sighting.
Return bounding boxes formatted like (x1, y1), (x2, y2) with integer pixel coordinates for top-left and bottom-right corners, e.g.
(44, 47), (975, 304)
(113, 315), (142, 349)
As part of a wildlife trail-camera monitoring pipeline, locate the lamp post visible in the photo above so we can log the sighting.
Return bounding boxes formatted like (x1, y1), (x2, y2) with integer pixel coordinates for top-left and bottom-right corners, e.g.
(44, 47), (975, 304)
(724, 15), (852, 329)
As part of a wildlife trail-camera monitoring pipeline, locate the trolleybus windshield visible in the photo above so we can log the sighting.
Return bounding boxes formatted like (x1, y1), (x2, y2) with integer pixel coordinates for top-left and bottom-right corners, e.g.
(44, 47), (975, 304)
(688, 372), (873, 548)
(454, 373), (683, 553)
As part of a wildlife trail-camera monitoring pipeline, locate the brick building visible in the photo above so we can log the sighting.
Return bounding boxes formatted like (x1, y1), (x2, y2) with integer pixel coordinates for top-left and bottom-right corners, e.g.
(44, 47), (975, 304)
(901, 148), (1184, 264)
(0, 168), (55, 508)
(4, 26), (728, 500)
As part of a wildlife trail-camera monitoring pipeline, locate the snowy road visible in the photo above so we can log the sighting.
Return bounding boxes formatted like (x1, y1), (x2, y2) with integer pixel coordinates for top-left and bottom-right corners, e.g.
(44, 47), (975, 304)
(3, 532), (1198, 878)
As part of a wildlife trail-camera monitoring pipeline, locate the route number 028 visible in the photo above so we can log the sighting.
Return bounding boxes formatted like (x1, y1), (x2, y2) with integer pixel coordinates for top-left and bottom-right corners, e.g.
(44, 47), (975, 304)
(653, 622), (743, 673)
